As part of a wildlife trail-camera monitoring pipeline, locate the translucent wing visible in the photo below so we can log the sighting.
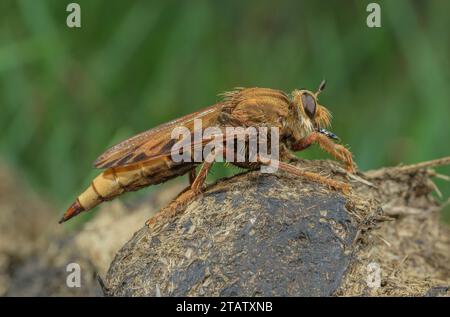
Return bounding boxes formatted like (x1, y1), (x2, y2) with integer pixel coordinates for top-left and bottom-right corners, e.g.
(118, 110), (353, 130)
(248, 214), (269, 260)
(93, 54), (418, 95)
(94, 104), (222, 169)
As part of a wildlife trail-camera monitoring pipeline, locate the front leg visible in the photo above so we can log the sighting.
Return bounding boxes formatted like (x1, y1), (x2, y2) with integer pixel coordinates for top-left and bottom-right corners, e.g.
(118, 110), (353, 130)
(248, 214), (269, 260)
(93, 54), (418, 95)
(291, 132), (356, 173)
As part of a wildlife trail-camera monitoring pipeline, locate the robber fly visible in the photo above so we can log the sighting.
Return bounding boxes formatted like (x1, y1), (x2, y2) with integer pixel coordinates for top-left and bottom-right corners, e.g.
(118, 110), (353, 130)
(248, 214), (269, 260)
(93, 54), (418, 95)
(59, 81), (356, 225)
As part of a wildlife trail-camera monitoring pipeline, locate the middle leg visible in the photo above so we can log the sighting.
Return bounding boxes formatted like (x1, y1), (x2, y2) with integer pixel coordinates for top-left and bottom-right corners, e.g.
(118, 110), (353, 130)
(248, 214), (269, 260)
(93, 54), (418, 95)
(257, 155), (352, 194)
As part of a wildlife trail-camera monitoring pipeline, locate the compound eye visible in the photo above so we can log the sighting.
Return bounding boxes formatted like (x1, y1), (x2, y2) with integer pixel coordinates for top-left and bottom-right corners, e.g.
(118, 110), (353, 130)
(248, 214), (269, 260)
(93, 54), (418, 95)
(301, 93), (316, 118)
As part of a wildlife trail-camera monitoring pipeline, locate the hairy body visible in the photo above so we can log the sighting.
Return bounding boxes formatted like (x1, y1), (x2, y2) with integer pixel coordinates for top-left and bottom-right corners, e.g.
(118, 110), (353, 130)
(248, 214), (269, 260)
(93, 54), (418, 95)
(60, 83), (356, 225)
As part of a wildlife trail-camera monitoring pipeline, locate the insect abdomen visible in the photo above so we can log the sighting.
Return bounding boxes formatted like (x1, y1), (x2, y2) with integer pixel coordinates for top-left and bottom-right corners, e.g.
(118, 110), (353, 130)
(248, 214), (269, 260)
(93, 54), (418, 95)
(59, 159), (195, 223)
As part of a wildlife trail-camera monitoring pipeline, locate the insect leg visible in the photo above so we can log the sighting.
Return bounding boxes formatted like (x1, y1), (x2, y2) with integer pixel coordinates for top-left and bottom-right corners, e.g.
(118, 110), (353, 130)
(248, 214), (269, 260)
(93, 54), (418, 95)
(280, 143), (300, 162)
(146, 152), (216, 228)
(291, 132), (356, 173)
(257, 155), (351, 194)
(191, 158), (214, 193)
(189, 168), (197, 185)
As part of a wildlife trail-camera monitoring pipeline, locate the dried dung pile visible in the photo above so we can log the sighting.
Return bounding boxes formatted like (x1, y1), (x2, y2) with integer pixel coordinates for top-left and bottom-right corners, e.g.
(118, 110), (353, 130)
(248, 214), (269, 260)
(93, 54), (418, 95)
(104, 157), (450, 296)
(338, 158), (450, 296)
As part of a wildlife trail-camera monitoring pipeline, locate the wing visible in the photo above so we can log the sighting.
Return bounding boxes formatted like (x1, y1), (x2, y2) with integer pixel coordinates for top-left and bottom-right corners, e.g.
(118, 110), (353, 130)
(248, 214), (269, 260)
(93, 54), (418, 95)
(94, 104), (223, 169)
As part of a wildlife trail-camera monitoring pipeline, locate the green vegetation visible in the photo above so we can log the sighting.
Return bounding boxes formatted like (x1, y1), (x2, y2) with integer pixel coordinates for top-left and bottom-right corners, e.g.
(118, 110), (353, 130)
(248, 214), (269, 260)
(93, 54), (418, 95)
(0, 0), (449, 221)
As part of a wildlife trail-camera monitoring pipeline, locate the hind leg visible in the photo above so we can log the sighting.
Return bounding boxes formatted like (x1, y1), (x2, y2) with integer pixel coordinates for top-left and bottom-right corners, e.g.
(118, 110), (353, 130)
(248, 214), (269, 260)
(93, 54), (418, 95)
(146, 153), (215, 227)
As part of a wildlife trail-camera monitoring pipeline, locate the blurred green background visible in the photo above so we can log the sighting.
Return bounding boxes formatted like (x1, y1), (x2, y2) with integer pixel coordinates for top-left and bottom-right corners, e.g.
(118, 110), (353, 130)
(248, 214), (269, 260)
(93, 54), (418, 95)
(0, 0), (449, 223)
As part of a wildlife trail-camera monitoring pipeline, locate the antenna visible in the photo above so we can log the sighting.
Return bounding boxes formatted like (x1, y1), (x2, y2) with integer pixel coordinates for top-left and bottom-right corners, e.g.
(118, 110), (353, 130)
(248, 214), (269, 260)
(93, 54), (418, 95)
(316, 79), (327, 96)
